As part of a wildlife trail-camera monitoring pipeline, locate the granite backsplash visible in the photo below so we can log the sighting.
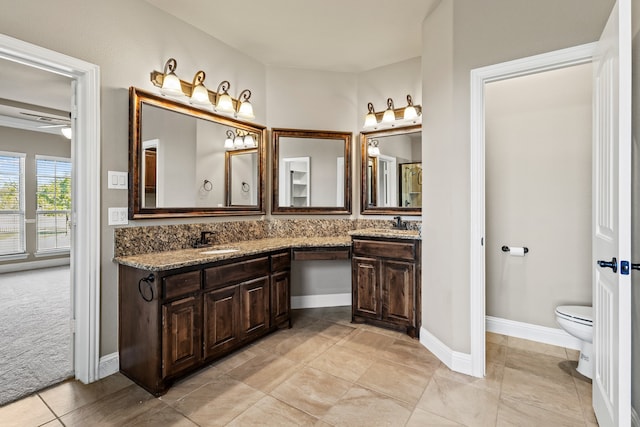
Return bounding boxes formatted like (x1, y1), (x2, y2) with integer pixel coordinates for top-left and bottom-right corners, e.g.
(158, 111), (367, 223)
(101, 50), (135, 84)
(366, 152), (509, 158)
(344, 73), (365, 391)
(114, 218), (421, 258)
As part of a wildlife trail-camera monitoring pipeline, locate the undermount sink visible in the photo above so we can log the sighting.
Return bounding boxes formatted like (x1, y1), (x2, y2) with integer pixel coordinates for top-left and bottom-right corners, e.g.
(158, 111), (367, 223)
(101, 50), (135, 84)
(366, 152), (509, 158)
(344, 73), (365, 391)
(200, 248), (239, 255)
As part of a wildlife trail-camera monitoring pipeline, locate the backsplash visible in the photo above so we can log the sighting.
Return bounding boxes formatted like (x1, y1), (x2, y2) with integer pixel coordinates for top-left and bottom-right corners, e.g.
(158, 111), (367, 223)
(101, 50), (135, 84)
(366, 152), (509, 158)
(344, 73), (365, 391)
(114, 218), (421, 257)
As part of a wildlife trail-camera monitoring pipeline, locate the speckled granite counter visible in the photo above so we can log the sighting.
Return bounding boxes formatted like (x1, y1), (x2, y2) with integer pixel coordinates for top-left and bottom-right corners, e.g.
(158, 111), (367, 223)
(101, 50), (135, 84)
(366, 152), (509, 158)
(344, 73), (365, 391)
(114, 236), (351, 271)
(348, 228), (421, 240)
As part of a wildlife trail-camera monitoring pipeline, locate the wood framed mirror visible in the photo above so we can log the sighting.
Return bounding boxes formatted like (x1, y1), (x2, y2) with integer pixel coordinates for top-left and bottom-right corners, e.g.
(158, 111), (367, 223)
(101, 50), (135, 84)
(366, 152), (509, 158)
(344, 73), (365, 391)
(361, 125), (421, 215)
(129, 87), (266, 218)
(271, 128), (351, 214)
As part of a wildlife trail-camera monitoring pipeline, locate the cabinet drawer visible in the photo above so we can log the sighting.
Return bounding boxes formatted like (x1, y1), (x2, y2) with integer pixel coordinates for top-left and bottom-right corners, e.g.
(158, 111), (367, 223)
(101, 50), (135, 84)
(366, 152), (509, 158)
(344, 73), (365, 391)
(353, 239), (416, 261)
(271, 251), (291, 272)
(292, 248), (351, 261)
(205, 257), (270, 289)
(163, 270), (201, 300)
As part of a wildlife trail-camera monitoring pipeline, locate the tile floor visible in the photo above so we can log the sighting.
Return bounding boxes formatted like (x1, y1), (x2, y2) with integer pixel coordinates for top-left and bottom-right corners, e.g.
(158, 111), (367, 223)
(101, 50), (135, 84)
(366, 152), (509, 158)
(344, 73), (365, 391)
(0, 306), (597, 426)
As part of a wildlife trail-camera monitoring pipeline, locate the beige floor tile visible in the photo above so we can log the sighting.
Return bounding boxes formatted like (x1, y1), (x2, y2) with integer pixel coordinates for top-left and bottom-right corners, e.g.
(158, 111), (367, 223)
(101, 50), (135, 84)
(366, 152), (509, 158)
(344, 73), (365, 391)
(417, 375), (499, 427)
(38, 373), (133, 417)
(302, 319), (357, 341)
(406, 407), (463, 426)
(308, 344), (375, 382)
(274, 333), (337, 363)
(501, 367), (583, 421)
(433, 362), (504, 396)
(566, 348), (581, 361)
(505, 347), (576, 384)
(121, 403), (199, 426)
(227, 395), (318, 426)
(159, 364), (224, 405)
(41, 420), (64, 427)
(210, 346), (262, 373)
(486, 332), (508, 346)
(321, 385), (412, 427)
(227, 352), (299, 393)
(486, 342), (507, 365)
(172, 375), (264, 427)
(356, 360), (431, 406)
(271, 366), (352, 418)
(376, 338), (442, 372)
(573, 374), (597, 424)
(496, 397), (585, 426)
(59, 384), (160, 426)
(0, 394), (56, 427)
(507, 336), (568, 359)
(337, 329), (397, 356)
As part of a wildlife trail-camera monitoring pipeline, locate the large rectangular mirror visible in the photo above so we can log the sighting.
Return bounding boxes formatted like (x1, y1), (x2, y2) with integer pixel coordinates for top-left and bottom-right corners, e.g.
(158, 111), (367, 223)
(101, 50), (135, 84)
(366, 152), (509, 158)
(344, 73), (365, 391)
(272, 128), (351, 214)
(129, 87), (266, 218)
(361, 125), (421, 215)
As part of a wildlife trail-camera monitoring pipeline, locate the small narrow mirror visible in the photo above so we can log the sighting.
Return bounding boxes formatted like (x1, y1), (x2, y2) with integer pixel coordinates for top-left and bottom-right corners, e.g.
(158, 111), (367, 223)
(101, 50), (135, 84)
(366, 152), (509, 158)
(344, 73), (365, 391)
(272, 128), (351, 214)
(226, 148), (258, 206)
(361, 125), (421, 215)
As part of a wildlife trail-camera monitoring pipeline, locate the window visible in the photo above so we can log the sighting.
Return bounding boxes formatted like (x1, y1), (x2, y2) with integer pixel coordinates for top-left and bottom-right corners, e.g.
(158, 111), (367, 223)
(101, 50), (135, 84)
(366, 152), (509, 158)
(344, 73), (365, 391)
(0, 152), (26, 256)
(36, 156), (71, 252)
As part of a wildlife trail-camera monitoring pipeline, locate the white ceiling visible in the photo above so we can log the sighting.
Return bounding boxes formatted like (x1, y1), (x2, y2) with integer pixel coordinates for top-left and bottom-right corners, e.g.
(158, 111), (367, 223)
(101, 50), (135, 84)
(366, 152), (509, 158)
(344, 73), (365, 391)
(145, 0), (439, 73)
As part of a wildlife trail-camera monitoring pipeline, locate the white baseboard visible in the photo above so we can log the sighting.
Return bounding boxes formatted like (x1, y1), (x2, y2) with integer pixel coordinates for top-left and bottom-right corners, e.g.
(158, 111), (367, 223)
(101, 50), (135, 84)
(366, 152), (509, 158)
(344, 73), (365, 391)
(632, 407), (640, 427)
(291, 293), (351, 309)
(420, 326), (475, 377)
(98, 353), (119, 379)
(486, 316), (583, 350)
(0, 257), (70, 274)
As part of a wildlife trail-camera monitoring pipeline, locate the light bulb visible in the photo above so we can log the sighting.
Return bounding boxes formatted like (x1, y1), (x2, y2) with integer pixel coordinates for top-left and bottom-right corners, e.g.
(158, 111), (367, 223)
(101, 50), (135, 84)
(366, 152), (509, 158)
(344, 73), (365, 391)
(237, 100), (255, 120)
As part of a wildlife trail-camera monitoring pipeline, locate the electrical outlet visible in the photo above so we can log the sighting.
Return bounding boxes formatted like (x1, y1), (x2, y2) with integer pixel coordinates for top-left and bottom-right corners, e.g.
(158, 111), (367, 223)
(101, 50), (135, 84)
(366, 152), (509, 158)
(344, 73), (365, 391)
(108, 171), (128, 189)
(108, 207), (128, 225)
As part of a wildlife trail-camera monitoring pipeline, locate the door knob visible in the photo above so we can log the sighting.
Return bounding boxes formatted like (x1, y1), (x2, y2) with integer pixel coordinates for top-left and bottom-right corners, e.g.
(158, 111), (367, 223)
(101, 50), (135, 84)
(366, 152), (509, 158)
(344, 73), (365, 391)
(597, 257), (617, 273)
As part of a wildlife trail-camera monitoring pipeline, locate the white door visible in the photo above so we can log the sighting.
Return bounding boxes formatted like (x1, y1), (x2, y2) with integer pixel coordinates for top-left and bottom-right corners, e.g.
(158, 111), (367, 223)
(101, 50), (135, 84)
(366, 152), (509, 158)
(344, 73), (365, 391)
(592, 0), (632, 425)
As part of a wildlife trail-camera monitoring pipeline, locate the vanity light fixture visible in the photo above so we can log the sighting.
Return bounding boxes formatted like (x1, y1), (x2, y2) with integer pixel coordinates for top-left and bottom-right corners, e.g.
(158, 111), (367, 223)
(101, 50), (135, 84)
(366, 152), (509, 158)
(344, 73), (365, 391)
(189, 70), (212, 107)
(159, 58), (183, 97)
(236, 89), (255, 120)
(363, 94), (422, 129)
(368, 139), (380, 157)
(233, 130), (244, 149)
(150, 59), (258, 120)
(225, 129), (256, 150)
(215, 80), (235, 113)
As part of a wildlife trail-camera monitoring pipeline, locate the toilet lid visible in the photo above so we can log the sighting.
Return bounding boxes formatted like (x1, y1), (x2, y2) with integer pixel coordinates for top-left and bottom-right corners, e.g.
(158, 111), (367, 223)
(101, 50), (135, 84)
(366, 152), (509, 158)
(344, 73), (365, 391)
(556, 305), (592, 324)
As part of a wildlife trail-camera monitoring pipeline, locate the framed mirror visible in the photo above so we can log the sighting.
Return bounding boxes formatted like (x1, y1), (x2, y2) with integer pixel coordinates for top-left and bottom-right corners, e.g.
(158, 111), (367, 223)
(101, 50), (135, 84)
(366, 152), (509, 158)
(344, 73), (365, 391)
(129, 87), (266, 218)
(272, 128), (351, 214)
(361, 125), (421, 215)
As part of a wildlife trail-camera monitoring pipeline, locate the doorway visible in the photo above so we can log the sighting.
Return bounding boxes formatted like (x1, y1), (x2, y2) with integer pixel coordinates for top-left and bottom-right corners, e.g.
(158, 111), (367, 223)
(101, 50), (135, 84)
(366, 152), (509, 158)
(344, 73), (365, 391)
(0, 34), (101, 387)
(469, 43), (597, 377)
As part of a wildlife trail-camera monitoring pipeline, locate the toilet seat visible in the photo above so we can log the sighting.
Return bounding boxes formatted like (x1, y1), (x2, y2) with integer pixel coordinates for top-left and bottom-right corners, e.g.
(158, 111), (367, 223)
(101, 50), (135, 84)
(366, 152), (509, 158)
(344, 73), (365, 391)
(555, 305), (592, 326)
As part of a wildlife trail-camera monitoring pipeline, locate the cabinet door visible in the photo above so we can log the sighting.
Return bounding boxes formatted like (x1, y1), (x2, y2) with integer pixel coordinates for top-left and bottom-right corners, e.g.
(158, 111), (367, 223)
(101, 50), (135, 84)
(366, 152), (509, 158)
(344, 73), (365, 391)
(352, 256), (380, 319)
(240, 276), (270, 339)
(162, 296), (202, 378)
(271, 270), (290, 327)
(203, 285), (240, 359)
(381, 259), (414, 326)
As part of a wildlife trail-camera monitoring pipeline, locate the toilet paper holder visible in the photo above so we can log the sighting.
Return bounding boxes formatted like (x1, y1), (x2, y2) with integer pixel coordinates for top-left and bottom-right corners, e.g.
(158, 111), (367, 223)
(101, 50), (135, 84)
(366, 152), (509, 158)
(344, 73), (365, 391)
(501, 245), (529, 254)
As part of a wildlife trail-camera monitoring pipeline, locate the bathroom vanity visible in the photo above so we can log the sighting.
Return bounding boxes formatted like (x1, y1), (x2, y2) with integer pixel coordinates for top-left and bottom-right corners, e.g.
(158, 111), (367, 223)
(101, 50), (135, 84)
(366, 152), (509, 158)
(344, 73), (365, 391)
(350, 230), (422, 338)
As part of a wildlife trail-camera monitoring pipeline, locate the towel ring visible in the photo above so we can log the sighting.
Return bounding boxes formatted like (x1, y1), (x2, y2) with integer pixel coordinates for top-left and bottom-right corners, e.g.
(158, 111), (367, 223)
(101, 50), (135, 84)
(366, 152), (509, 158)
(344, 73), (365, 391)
(241, 182), (250, 192)
(203, 179), (213, 191)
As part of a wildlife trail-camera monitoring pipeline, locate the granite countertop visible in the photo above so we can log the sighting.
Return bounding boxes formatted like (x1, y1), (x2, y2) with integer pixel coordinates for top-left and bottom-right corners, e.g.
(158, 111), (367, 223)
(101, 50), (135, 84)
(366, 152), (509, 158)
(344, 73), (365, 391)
(114, 236), (351, 271)
(348, 228), (421, 240)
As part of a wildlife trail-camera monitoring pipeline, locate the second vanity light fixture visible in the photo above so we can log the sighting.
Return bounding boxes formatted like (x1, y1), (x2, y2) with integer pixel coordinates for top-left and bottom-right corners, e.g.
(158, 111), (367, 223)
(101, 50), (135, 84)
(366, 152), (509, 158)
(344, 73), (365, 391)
(151, 58), (255, 120)
(364, 95), (422, 129)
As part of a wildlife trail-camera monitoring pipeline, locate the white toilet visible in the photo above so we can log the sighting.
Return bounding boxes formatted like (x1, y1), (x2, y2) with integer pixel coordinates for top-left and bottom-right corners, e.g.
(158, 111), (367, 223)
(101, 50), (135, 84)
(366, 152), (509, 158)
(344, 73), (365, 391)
(555, 305), (593, 379)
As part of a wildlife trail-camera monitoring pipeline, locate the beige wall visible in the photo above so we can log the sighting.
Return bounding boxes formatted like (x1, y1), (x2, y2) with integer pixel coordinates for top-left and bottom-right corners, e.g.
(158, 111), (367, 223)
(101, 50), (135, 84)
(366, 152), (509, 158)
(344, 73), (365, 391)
(0, 127), (71, 264)
(421, 0), (614, 352)
(485, 64), (592, 328)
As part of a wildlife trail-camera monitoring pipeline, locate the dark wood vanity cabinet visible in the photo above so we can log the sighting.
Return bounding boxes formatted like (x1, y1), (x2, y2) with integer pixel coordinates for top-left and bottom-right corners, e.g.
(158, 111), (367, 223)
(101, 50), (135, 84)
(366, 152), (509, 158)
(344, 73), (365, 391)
(352, 237), (421, 338)
(118, 250), (291, 396)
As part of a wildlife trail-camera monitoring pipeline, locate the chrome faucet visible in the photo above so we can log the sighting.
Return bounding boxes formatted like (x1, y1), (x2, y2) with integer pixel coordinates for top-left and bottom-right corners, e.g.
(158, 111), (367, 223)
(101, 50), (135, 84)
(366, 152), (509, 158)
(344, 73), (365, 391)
(393, 216), (408, 230)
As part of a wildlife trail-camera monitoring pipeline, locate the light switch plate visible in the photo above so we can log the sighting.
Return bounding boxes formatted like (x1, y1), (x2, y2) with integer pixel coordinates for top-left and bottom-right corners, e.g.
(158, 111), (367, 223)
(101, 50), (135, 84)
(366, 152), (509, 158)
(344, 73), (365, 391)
(108, 207), (128, 225)
(108, 171), (128, 189)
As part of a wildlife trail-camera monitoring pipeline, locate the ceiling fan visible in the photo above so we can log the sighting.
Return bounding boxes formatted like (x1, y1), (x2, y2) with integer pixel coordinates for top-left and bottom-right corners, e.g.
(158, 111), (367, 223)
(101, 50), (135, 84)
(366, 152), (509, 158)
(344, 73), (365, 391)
(19, 111), (72, 138)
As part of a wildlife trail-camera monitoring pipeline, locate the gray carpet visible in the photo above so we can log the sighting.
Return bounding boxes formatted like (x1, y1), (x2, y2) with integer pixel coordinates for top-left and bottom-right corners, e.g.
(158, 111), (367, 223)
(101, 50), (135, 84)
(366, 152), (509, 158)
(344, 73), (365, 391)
(0, 266), (73, 405)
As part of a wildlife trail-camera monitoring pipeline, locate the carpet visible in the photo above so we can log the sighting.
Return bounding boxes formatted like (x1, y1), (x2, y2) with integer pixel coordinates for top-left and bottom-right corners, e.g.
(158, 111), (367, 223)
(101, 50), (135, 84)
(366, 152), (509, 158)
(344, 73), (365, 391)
(0, 265), (73, 405)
